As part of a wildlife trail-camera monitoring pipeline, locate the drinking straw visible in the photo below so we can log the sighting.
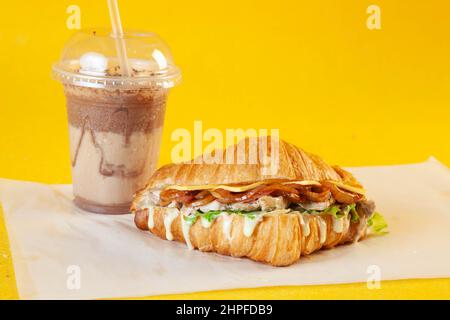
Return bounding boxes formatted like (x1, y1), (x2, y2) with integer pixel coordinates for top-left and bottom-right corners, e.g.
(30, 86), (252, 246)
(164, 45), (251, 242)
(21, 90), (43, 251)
(107, 0), (131, 76)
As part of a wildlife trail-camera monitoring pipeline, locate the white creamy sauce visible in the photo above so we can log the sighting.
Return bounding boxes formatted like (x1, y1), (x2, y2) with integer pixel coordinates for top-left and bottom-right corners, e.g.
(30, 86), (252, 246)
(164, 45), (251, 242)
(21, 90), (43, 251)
(343, 216), (350, 234)
(316, 216), (327, 245)
(355, 229), (363, 242)
(221, 213), (233, 241)
(332, 216), (344, 233)
(180, 206), (196, 250)
(164, 208), (179, 241)
(181, 216), (194, 250)
(243, 214), (263, 237)
(298, 213), (311, 237)
(201, 217), (213, 228)
(355, 217), (366, 242)
(147, 206), (155, 230)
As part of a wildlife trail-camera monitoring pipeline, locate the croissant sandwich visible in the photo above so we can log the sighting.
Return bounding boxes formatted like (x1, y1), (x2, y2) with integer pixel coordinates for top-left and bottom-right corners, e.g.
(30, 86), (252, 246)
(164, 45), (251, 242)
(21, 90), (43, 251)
(131, 136), (386, 266)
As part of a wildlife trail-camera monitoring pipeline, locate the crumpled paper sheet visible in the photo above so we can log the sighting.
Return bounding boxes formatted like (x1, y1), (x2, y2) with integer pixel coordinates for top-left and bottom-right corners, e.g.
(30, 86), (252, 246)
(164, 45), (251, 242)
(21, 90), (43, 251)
(0, 158), (449, 299)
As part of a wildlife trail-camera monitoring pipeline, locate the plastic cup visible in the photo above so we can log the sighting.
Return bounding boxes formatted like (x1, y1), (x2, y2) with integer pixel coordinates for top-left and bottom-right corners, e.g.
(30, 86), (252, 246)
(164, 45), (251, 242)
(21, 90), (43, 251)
(52, 29), (181, 214)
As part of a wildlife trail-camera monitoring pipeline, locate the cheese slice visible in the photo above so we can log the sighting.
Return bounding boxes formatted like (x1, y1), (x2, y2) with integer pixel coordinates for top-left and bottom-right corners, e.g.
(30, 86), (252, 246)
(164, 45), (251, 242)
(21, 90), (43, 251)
(282, 180), (321, 186)
(164, 181), (267, 192)
(330, 181), (366, 195)
(163, 179), (365, 195)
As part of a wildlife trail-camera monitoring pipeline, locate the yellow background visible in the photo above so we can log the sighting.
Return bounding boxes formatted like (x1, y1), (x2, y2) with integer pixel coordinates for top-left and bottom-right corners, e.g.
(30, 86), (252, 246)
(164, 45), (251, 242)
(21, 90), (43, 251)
(0, 0), (449, 299)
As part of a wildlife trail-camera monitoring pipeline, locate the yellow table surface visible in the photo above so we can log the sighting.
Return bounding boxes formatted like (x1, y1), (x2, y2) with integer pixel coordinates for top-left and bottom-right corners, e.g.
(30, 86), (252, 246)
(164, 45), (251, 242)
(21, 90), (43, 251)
(1, 0), (449, 299)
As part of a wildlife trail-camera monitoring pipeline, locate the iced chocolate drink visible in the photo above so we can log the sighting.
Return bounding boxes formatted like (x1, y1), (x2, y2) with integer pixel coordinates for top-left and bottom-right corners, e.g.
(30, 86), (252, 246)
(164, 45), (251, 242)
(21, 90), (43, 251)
(53, 30), (181, 213)
(64, 84), (166, 213)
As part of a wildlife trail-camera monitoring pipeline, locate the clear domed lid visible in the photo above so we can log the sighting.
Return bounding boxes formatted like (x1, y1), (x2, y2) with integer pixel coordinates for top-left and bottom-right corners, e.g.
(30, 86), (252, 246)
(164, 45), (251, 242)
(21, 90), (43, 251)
(52, 29), (181, 89)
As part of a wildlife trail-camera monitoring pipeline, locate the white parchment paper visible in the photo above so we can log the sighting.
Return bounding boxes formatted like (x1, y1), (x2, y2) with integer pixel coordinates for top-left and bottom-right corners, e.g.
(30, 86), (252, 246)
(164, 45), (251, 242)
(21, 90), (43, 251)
(1, 158), (450, 299)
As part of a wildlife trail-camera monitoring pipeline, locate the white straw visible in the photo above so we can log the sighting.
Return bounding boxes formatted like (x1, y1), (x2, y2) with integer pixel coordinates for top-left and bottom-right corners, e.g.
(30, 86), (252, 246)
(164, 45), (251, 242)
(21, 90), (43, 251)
(107, 0), (131, 76)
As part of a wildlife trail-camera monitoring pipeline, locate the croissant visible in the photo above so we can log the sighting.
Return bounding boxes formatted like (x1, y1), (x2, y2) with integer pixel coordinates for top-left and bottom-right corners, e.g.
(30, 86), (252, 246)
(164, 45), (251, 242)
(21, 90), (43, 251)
(131, 136), (377, 266)
(134, 206), (370, 266)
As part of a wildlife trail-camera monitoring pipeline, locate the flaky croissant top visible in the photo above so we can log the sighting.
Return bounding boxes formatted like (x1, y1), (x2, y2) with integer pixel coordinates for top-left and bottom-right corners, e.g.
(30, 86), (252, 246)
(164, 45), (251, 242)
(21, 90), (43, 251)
(141, 136), (362, 191)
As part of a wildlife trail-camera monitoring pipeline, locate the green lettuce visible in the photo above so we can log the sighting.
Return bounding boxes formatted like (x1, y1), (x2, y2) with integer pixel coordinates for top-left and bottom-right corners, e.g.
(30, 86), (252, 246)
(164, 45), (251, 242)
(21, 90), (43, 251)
(302, 204), (357, 221)
(351, 210), (359, 222)
(214, 210), (261, 220)
(183, 205), (365, 226)
(349, 204), (359, 222)
(324, 205), (340, 217)
(183, 209), (259, 225)
(183, 214), (198, 225)
(367, 212), (388, 234)
(201, 210), (222, 223)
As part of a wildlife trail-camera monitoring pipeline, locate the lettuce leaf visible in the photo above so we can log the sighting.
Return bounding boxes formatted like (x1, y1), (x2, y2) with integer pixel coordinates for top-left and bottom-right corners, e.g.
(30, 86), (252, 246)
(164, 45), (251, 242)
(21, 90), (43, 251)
(323, 205), (344, 219)
(351, 210), (359, 222)
(367, 212), (388, 234)
(201, 210), (222, 223)
(184, 210), (259, 225)
(349, 204), (359, 222)
(296, 204), (356, 220)
(324, 205), (339, 216)
(184, 205), (366, 226)
(183, 214), (198, 225)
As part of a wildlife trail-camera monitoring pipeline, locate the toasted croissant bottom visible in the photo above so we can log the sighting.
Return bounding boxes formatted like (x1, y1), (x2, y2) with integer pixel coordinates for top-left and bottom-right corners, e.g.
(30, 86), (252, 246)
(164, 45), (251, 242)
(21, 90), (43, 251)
(134, 208), (368, 266)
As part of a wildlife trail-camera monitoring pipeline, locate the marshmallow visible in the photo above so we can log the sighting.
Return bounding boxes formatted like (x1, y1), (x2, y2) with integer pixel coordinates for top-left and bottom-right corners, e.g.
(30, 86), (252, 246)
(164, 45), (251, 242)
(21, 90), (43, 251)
(130, 58), (159, 72)
(79, 52), (108, 75)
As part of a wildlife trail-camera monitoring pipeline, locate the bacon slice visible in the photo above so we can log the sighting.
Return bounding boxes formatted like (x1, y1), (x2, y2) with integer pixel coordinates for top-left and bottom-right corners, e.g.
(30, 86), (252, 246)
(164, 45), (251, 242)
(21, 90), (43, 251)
(159, 181), (361, 207)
